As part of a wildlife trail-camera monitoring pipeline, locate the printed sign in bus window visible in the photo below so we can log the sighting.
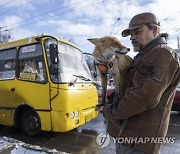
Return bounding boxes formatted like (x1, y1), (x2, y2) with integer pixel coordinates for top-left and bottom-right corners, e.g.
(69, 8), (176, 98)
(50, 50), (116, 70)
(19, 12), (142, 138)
(19, 72), (36, 81)
(21, 45), (36, 53)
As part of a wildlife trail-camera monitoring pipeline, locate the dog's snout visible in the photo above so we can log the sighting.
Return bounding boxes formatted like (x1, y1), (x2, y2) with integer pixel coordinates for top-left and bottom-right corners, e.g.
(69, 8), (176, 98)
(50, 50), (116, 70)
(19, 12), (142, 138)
(127, 48), (130, 51)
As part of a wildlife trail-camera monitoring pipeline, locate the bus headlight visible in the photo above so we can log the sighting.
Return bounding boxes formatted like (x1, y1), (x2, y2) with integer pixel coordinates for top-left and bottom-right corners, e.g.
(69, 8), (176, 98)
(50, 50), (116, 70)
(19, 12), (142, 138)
(74, 111), (79, 117)
(70, 112), (75, 119)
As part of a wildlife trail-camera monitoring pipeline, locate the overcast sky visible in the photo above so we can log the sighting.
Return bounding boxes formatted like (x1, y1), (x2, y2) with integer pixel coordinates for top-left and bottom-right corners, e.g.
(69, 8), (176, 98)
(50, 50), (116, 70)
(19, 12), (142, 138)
(0, 0), (180, 57)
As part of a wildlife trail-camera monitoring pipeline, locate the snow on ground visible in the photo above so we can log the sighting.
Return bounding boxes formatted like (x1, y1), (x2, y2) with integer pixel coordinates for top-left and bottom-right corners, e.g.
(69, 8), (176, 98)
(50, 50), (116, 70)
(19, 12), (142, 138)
(0, 136), (68, 154)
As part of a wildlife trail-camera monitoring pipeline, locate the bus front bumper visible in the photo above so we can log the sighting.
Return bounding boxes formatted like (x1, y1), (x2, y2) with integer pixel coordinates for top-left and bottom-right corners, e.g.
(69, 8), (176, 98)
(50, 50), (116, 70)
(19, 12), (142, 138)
(51, 107), (98, 132)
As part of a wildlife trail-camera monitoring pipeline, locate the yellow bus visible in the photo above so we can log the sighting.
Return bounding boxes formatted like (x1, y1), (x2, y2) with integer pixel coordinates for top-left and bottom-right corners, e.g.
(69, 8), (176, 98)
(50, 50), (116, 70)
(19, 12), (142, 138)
(0, 34), (98, 136)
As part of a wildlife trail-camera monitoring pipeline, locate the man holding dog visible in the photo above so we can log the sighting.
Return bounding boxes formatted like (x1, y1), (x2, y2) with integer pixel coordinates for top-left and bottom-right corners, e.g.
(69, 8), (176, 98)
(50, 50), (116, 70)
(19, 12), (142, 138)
(102, 12), (180, 154)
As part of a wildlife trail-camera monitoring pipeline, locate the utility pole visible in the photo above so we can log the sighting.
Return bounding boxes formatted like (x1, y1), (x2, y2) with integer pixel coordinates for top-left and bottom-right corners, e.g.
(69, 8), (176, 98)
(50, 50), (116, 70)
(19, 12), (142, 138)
(177, 36), (180, 50)
(0, 27), (3, 43)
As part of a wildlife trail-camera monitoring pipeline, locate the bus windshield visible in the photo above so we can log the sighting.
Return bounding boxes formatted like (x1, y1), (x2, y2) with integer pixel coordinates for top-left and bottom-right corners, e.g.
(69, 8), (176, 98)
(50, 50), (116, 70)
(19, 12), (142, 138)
(44, 39), (93, 83)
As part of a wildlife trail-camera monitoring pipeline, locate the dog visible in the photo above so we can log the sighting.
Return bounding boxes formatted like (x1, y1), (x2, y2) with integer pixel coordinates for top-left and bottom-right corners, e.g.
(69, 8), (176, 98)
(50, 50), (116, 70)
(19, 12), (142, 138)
(88, 36), (133, 106)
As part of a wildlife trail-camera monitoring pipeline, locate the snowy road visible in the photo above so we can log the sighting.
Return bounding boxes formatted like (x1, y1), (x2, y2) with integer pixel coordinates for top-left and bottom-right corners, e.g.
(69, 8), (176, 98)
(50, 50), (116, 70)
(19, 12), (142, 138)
(0, 136), (66, 154)
(0, 111), (180, 154)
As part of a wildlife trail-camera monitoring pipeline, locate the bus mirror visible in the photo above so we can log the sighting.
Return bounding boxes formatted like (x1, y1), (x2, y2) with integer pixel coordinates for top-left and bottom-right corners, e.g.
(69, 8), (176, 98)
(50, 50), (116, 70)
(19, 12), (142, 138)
(49, 44), (58, 64)
(50, 64), (58, 75)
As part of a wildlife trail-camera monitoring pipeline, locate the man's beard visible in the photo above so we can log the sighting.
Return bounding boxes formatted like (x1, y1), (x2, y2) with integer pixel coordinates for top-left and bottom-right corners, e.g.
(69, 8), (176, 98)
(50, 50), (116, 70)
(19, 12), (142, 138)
(132, 41), (142, 52)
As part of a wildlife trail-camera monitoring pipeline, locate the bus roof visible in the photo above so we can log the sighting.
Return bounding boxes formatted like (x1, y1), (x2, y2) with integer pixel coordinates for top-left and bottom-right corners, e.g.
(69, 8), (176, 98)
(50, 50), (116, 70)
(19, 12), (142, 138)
(0, 34), (78, 50)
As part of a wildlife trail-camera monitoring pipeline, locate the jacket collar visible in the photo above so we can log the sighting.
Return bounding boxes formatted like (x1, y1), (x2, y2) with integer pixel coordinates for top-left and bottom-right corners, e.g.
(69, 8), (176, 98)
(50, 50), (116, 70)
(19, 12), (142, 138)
(138, 36), (167, 55)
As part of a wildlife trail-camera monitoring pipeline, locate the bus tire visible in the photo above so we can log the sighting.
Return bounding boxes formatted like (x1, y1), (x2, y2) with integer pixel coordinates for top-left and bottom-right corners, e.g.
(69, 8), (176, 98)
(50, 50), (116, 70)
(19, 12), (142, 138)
(21, 109), (41, 136)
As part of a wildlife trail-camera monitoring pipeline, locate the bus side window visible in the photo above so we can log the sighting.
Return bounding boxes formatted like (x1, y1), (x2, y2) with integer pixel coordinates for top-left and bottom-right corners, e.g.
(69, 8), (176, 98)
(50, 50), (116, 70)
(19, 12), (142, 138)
(5, 61), (16, 71)
(19, 59), (45, 82)
(0, 48), (16, 80)
(18, 44), (46, 82)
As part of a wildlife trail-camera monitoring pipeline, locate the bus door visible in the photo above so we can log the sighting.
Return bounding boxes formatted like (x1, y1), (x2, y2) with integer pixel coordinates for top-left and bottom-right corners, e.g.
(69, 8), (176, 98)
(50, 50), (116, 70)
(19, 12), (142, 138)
(44, 38), (59, 100)
(16, 43), (50, 110)
(0, 48), (16, 124)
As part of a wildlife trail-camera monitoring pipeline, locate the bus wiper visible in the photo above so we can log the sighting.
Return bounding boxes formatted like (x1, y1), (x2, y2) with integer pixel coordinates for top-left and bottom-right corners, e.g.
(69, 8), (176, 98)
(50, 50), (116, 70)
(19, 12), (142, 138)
(73, 75), (91, 81)
(69, 75), (95, 86)
(73, 75), (96, 84)
(69, 76), (78, 86)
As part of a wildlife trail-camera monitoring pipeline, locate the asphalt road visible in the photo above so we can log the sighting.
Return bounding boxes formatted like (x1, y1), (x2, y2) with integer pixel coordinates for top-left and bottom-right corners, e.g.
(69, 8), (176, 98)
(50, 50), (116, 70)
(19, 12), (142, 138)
(0, 111), (180, 154)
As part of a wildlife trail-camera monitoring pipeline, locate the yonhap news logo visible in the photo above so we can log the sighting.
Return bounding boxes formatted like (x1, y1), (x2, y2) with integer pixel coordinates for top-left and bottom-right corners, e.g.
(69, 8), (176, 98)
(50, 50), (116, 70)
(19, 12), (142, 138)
(96, 132), (176, 149)
(96, 132), (111, 148)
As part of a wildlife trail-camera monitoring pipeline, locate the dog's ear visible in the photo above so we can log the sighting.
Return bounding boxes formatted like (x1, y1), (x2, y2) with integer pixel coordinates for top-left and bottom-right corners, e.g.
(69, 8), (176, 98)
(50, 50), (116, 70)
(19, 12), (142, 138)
(87, 38), (104, 45)
(87, 38), (99, 45)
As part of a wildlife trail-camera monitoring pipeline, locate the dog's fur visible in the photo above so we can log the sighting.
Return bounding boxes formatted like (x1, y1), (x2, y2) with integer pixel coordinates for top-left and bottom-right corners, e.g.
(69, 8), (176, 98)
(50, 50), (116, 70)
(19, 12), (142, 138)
(88, 36), (133, 105)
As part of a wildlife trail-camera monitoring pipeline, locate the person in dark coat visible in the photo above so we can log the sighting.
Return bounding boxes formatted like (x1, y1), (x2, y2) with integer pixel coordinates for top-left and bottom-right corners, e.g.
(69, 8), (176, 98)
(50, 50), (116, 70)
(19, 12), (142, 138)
(101, 12), (180, 154)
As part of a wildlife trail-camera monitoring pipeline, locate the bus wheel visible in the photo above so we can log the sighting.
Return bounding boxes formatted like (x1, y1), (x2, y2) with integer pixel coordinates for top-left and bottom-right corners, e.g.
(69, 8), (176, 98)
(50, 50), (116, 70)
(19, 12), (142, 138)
(21, 110), (41, 136)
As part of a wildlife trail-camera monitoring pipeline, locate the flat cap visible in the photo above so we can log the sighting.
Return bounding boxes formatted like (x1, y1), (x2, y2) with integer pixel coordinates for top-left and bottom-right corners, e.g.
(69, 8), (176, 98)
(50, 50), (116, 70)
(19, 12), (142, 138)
(122, 12), (159, 37)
